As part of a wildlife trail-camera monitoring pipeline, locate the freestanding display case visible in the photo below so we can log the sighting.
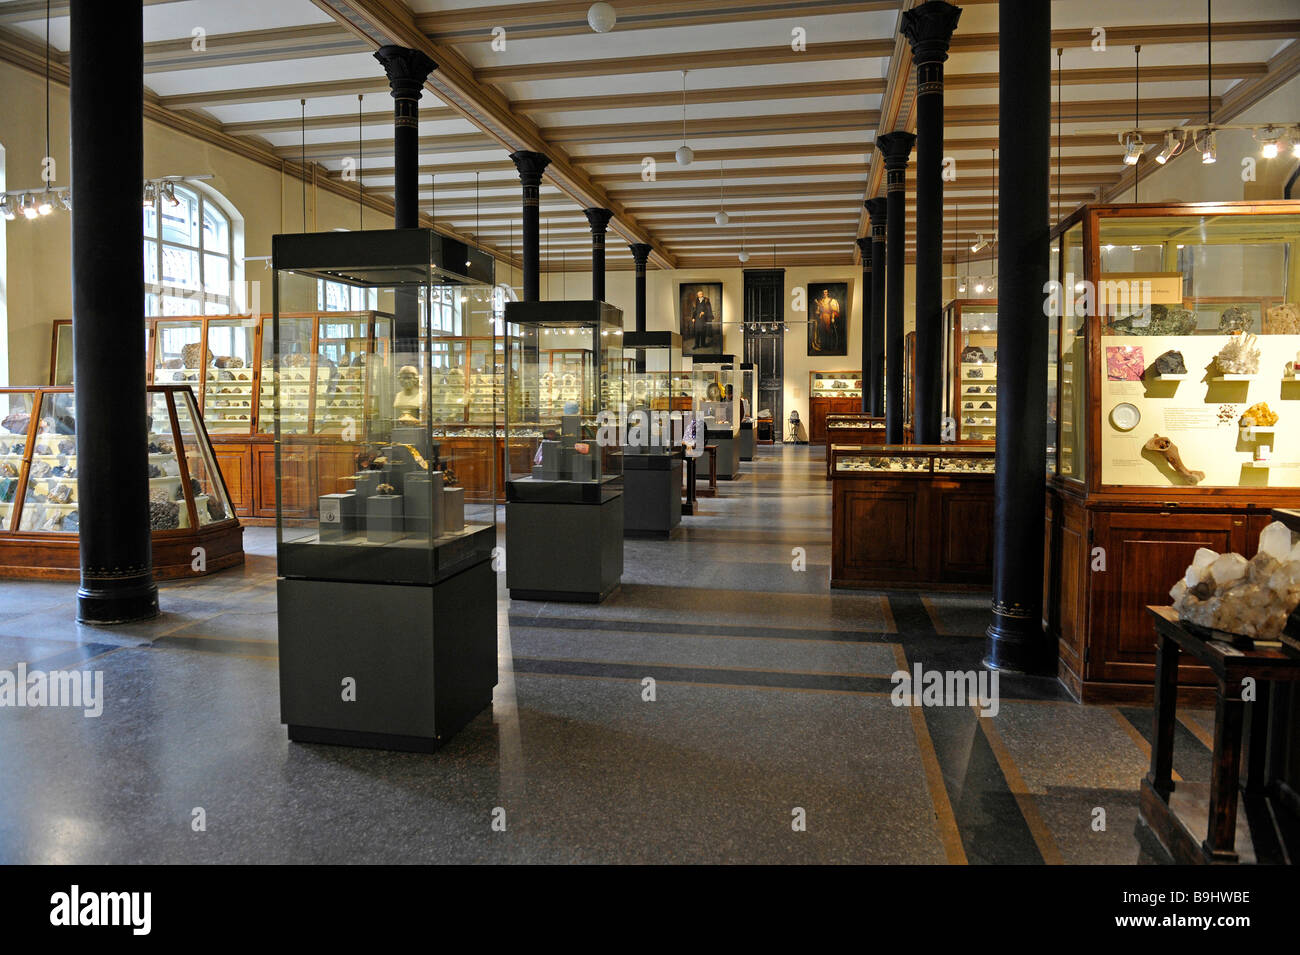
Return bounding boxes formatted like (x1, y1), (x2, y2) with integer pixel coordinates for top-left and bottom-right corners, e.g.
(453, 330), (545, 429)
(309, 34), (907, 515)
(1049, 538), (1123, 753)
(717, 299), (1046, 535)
(0, 384), (244, 579)
(739, 361), (756, 461)
(504, 300), (626, 601)
(1043, 201), (1300, 703)
(693, 355), (741, 479)
(622, 331), (685, 538)
(271, 228), (498, 752)
(943, 300), (999, 444)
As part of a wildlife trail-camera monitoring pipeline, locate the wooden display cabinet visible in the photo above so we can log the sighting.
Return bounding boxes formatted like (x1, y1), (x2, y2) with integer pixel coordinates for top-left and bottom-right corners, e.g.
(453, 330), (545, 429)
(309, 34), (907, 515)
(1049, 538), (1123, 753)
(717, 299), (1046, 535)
(808, 369), (862, 444)
(1044, 200), (1300, 704)
(944, 300), (999, 444)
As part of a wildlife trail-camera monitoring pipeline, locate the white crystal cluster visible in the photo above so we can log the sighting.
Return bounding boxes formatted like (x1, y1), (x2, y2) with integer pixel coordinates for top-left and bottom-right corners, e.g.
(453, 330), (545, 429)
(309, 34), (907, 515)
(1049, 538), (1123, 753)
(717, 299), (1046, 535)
(1170, 521), (1300, 639)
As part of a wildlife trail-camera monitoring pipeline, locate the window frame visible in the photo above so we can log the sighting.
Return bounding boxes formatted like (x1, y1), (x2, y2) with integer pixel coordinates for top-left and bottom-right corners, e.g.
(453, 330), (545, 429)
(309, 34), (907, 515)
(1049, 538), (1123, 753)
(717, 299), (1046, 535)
(144, 182), (233, 316)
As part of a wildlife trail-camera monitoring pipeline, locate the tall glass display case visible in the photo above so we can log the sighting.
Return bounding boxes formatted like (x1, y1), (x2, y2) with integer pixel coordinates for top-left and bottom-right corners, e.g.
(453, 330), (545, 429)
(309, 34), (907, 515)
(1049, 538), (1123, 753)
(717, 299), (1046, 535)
(504, 300), (626, 601)
(693, 355), (741, 479)
(622, 331), (685, 538)
(739, 361), (756, 461)
(271, 228), (498, 752)
(1043, 201), (1300, 702)
(943, 300), (999, 444)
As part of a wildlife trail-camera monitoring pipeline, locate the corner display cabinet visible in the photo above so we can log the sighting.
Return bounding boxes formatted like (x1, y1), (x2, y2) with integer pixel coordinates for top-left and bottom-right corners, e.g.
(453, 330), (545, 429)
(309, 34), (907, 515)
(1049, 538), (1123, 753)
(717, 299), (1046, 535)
(1044, 200), (1300, 704)
(943, 300), (999, 444)
(271, 228), (499, 752)
(0, 384), (244, 579)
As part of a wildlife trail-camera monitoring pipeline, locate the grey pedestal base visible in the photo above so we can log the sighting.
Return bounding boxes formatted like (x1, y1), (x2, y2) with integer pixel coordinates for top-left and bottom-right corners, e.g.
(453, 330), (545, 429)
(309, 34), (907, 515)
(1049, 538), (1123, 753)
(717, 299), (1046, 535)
(739, 423), (755, 461)
(506, 493), (623, 602)
(277, 559), (497, 753)
(623, 456), (683, 539)
(708, 430), (741, 480)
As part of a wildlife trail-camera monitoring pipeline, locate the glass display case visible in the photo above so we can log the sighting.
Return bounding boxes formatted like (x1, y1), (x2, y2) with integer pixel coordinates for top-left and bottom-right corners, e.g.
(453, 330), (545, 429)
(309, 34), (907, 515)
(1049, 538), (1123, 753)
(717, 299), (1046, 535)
(48, 320), (73, 385)
(0, 384), (243, 579)
(739, 361), (756, 461)
(271, 228), (499, 753)
(623, 331), (686, 454)
(693, 355), (741, 478)
(943, 300), (999, 444)
(1044, 200), (1300, 702)
(810, 369), (863, 398)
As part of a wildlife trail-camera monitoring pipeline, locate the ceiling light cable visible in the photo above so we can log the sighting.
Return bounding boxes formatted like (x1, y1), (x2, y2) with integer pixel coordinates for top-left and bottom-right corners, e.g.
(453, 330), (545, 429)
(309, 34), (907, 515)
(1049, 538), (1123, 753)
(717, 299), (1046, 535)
(357, 93), (364, 230)
(300, 99), (307, 231)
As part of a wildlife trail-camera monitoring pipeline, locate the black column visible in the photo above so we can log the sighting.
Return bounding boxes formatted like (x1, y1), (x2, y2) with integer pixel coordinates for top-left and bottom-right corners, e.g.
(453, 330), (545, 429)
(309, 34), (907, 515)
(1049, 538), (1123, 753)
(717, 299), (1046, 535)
(865, 197), (888, 417)
(584, 208), (613, 302)
(986, 0), (1051, 674)
(70, 0), (157, 623)
(902, 2), (961, 445)
(629, 243), (652, 334)
(876, 132), (915, 444)
(509, 151), (551, 303)
(856, 236), (873, 415)
(374, 46), (436, 229)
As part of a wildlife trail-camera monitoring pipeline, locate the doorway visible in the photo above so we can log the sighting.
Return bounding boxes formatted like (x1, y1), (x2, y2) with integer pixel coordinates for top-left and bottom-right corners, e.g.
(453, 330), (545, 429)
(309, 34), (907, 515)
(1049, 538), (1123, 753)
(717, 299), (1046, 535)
(743, 269), (784, 439)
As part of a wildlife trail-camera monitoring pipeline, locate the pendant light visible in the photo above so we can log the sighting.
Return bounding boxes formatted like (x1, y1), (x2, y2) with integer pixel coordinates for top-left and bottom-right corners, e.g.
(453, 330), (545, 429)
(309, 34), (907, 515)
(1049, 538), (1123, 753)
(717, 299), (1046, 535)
(587, 2), (617, 34)
(714, 160), (729, 225)
(738, 221), (750, 263)
(675, 71), (694, 166)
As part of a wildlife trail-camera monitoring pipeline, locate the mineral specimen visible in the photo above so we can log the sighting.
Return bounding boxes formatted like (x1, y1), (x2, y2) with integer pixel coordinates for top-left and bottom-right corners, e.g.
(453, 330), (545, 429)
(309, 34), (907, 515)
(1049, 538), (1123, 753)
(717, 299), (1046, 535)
(1, 412), (30, 434)
(148, 499), (180, 530)
(1111, 304), (1197, 336)
(1219, 306), (1253, 334)
(1151, 350), (1187, 376)
(1240, 402), (1278, 428)
(207, 498), (226, 522)
(1170, 522), (1300, 639)
(1266, 303), (1300, 334)
(961, 345), (987, 363)
(1214, 333), (1261, 376)
(1143, 434), (1204, 484)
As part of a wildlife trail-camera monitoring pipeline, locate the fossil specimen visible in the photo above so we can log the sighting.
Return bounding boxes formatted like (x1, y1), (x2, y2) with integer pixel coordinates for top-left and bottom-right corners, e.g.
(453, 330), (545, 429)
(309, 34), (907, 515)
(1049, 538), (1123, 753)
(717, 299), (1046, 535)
(1144, 434), (1205, 484)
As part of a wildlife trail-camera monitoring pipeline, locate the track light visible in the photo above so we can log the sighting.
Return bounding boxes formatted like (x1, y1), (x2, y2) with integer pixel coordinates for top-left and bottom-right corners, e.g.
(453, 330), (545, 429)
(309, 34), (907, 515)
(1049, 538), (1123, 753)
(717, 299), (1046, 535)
(1201, 130), (1217, 164)
(1121, 132), (1144, 166)
(0, 197), (13, 221)
(970, 234), (988, 253)
(142, 181), (157, 207)
(1155, 132), (1177, 164)
(160, 181), (179, 207)
(36, 192), (53, 216)
(21, 194), (38, 219)
(957, 278), (967, 293)
(974, 281), (985, 294)
(57, 190), (72, 212)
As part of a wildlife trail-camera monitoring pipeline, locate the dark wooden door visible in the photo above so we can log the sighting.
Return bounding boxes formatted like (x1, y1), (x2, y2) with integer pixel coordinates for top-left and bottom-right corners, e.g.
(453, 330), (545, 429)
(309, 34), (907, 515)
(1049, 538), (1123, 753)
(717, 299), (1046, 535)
(743, 269), (784, 439)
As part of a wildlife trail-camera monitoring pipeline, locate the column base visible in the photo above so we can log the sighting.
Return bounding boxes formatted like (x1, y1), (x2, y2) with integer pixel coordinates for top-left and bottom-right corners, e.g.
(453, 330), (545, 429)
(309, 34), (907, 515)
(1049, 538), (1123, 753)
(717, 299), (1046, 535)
(984, 618), (1055, 675)
(77, 576), (159, 625)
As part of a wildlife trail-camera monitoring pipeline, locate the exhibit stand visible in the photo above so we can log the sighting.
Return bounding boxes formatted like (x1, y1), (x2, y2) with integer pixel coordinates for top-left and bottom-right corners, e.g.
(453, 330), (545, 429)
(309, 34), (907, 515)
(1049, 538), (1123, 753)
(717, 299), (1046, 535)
(271, 228), (499, 752)
(693, 355), (741, 480)
(622, 330), (685, 539)
(1042, 200), (1300, 703)
(504, 300), (626, 601)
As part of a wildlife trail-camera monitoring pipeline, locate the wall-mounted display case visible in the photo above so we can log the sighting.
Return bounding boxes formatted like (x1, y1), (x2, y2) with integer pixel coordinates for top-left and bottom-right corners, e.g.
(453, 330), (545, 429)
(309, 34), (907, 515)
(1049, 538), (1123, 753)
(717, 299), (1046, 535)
(271, 227), (498, 752)
(830, 443), (994, 589)
(1044, 201), (1300, 703)
(943, 300), (999, 444)
(808, 368), (863, 444)
(504, 300), (626, 602)
(0, 385), (244, 579)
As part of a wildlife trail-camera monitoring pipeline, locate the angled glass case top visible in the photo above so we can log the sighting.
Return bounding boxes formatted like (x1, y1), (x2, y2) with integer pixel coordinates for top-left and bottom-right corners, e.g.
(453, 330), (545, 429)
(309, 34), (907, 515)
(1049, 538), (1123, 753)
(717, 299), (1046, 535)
(623, 330), (684, 455)
(0, 391), (35, 531)
(504, 300), (625, 502)
(271, 228), (497, 585)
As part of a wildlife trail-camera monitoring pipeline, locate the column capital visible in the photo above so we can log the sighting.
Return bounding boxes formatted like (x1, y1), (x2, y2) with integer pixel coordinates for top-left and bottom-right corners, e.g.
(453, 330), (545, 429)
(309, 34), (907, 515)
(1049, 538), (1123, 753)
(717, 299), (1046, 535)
(628, 242), (652, 267)
(865, 196), (888, 234)
(876, 131), (916, 168)
(584, 207), (614, 235)
(374, 46), (437, 100)
(856, 236), (872, 262)
(509, 150), (552, 188)
(901, 1), (962, 66)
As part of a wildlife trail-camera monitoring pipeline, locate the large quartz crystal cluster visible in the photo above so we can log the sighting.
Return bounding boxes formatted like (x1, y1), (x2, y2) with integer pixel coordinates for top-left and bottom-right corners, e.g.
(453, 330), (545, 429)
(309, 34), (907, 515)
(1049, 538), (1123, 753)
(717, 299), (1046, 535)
(1170, 521), (1300, 639)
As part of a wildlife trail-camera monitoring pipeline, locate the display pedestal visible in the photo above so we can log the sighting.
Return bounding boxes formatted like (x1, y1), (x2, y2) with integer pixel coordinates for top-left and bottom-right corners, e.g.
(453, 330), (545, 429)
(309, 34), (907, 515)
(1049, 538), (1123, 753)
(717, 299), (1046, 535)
(707, 428), (741, 480)
(622, 454), (683, 539)
(505, 486), (623, 602)
(739, 421), (755, 461)
(277, 559), (497, 753)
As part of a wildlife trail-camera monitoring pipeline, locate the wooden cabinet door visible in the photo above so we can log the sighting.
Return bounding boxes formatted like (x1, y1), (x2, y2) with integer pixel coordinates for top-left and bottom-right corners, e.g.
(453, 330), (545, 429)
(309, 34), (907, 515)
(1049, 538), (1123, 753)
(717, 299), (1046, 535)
(809, 398), (830, 444)
(211, 443), (252, 517)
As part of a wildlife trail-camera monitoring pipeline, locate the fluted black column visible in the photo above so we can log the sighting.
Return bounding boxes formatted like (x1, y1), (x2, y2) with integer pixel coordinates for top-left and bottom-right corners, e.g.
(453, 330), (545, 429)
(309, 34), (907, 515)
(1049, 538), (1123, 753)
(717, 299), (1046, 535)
(876, 132), (915, 444)
(629, 243), (652, 334)
(509, 151), (551, 302)
(986, 0), (1052, 674)
(865, 197), (888, 417)
(856, 236), (873, 415)
(902, 1), (961, 445)
(584, 208), (613, 302)
(374, 46), (436, 229)
(70, 0), (157, 623)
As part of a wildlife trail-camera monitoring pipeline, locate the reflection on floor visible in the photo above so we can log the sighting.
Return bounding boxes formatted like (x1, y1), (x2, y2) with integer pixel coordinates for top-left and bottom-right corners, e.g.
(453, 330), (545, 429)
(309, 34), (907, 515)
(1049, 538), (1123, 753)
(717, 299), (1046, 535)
(0, 445), (1197, 863)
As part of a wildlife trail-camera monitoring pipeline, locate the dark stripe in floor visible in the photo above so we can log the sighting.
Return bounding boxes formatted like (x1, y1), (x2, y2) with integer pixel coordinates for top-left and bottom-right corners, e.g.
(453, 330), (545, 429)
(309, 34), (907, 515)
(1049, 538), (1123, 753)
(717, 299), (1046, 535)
(512, 657), (893, 694)
(1118, 705), (1213, 782)
(509, 614), (898, 643)
(886, 592), (936, 634)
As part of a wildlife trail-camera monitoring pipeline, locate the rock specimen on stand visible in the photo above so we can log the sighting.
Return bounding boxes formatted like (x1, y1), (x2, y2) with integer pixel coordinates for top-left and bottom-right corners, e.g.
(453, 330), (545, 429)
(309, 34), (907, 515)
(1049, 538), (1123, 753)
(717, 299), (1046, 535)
(1240, 401), (1278, 428)
(1214, 333), (1261, 376)
(1150, 349), (1187, 376)
(1170, 521), (1300, 639)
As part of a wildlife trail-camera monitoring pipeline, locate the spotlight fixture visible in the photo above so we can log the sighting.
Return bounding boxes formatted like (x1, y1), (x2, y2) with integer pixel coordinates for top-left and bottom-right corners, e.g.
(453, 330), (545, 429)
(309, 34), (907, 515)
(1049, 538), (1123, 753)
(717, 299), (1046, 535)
(970, 234), (989, 254)
(160, 181), (179, 207)
(1201, 130), (1217, 164)
(987, 279), (995, 293)
(586, 2), (616, 33)
(1155, 131), (1178, 164)
(675, 71), (693, 166)
(1258, 126), (1281, 159)
(1121, 132), (1144, 166)
(1293, 128), (1300, 159)
(974, 281), (985, 294)
(36, 191), (53, 216)
(58, 190), (72, 212)
(142, 181), (157, 207)
(0, 197), (13, 221)
(21, 194), (38, 220)
(957, 278), (967, 293)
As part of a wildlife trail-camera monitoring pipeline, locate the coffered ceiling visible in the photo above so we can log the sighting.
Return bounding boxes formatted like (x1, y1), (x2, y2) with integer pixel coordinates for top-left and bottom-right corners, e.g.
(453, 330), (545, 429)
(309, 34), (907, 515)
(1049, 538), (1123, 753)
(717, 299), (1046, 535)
(0, 0), (1296, 274)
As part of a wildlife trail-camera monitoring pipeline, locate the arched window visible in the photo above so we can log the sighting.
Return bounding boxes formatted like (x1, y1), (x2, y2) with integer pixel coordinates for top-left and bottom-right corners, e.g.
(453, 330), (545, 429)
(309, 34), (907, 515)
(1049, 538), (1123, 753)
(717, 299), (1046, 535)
(143, 182), (232, 315)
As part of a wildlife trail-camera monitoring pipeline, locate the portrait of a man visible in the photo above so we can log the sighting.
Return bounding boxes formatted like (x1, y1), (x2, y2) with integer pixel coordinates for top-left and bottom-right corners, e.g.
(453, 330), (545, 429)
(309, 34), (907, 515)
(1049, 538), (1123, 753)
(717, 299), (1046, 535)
(679, 282), (723, 357)
(806, 281), (848, 356)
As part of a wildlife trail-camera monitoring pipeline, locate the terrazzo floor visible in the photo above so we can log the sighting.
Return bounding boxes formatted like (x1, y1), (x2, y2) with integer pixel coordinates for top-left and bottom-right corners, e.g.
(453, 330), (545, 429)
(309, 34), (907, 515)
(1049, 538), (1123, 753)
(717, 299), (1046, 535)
(0, 445), (1199, 863)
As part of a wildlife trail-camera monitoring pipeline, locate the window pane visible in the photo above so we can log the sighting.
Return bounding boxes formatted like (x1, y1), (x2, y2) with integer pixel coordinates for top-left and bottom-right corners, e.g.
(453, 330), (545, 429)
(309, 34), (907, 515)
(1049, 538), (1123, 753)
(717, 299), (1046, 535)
(144, 240), (159, 285)
(202, 203), (228, 252)
(203, 253), (229, 296)
(162, 245), (201, 290)
(146, 293), (159, 316)
(161, 187), (199, 246)
(162, 294), (200, 316)
(143, 202), (157, 238)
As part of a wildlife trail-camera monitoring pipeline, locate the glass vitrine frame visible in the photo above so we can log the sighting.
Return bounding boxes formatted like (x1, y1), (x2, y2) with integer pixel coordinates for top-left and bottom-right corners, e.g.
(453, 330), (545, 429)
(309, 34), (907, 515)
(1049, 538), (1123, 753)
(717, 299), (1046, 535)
(623, 330), (685, 455)
(692, 354), (740, 437)
(943, 299), (1000, 445)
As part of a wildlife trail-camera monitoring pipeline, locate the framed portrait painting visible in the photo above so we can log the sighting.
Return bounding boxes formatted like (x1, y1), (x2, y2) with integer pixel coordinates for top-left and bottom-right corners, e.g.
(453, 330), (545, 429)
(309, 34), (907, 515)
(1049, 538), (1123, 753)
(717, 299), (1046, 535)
(806, 281), (848, 357)
(679, 282), (723, 357)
